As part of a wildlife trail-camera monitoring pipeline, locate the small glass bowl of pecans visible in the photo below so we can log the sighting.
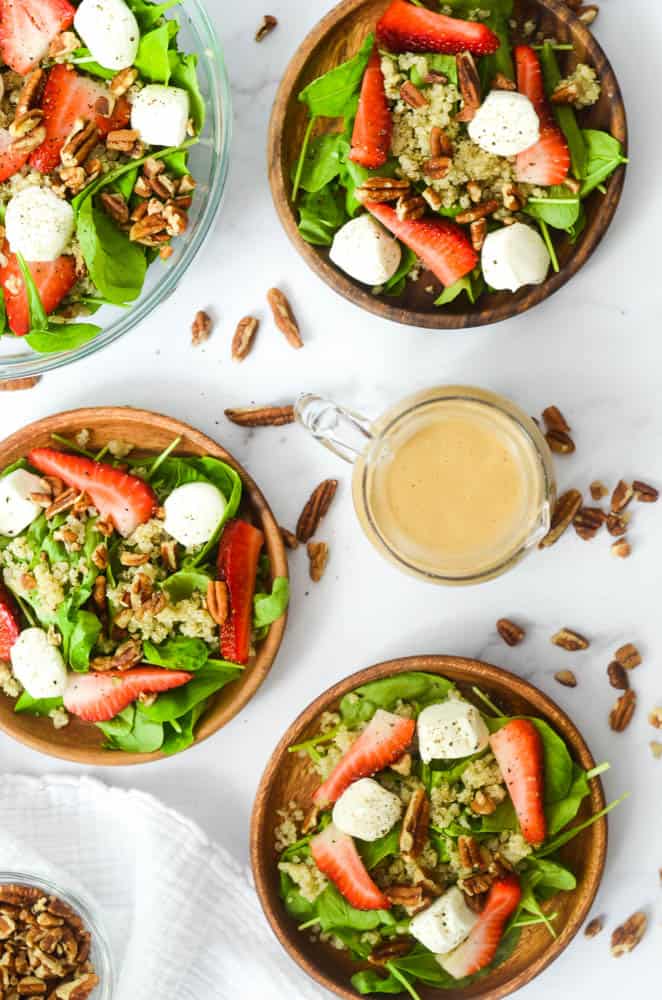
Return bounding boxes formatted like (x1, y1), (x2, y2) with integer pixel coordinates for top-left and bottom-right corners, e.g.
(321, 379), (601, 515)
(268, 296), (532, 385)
(0, 874), (113, 999)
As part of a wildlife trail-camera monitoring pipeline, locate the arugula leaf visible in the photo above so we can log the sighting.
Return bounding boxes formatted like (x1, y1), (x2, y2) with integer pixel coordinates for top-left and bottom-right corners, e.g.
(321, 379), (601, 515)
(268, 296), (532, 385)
(76, 197), (147, 305)
(253, 577), (290, 630)
(143, 636), (210, 671)
(298, 184), (348, 246)
(340, 672), (455, 726)
(299, 34), (374, 118)
(136, 23), (172, 83)
(579, 129), (628, 197)
(138, 662), (241, 722)
(14, 692), (64, 716)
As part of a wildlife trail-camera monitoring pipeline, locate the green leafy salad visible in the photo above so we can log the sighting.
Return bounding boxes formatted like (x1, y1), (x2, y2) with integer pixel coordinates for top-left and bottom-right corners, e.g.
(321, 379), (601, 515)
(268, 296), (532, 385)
(0, 431), (289, 755)
(289, 0), (627, 306)
(276, 672), (624, 997)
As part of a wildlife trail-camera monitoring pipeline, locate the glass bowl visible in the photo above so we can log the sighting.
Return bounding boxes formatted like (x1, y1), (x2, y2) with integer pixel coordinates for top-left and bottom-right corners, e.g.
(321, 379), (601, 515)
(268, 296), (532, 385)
(0, 871), (114, 998)
(0, 0), (231, 381)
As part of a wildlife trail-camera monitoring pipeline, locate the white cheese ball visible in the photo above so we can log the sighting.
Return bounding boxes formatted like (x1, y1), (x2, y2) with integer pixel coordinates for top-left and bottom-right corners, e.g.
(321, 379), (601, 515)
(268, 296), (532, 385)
(332, 778), (402, 842)
(468, 90), (540, 157)
(131, 85), (190, 148)
(329, 215), (402, 286)
(0, 470), (47, 537)
(5, 188), (75, 263)
(417, 700), (489, 762)
(74, 0), (140, 71)
(481, 223), (551, 293)
(410, 887), (478, 955)
(10, 628), (68, 699)
(163, 482), (226, 548)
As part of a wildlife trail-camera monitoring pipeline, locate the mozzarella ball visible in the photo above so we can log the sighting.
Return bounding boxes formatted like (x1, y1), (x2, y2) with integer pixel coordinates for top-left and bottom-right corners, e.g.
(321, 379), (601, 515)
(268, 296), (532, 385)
(0, 470), (48, 537)
(410, 887), (478, 954)
(481, 223), (551, 293)
(417, 700), (490, 762)
(329, 215), (402, 286)
(5, 188), (75, 262)
(163, 482), (226, 547)
(10, 628), (68, 699)
(74, 0), (140, 71)
(332, 778), (402, 842)
(131, 85), (190, 148)
(468, 90), (540, 157)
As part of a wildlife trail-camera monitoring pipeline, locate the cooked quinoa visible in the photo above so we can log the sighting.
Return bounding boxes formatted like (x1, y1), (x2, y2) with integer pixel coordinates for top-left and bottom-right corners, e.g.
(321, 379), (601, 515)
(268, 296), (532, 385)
(557, 63), (601, 109)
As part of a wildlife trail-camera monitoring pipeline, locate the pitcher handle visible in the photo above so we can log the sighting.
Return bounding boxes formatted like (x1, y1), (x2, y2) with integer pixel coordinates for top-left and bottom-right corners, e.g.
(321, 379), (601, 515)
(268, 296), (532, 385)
(295, 393), (376, 465)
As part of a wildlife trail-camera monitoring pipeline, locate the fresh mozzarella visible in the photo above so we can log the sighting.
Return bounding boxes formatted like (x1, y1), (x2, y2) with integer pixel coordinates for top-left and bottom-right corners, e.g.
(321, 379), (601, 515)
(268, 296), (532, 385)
(5, 188), (75, 263)
(468, 90), (540, 157)
(0, 469), (48, 537)
(163, 482), (226, 547)
(481, 223), (550, 293)
(410, 887), (478, 954)
(10, 628), (68, 699)
(131, 85), (190, 148)
(417, 700), (489, 762)
(74, 0), (140, 71)
(332, 778), (402, 842)
(329, 215), (402, 286)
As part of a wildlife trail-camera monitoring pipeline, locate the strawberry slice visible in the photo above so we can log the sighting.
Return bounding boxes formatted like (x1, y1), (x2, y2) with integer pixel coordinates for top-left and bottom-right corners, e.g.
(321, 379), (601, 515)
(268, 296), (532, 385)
(314, 709), (415, 806)
(490, 718), (547, 845)
(0, 0), (75, 76)
(376, 0), (499, 55)
(311, 823), (391, 911)
(30, 64), (132, 175)
(440, 875), (522, 979)
(27, 448), (158, 537)
(0, 129), (30, 183)
(0, 583), (20, 660)
(350, 49), (392, 169)
(366, 202), (478, 288)
(64, 668), (193, 723)
(514, 46), (569, 185)
(0, 247), (77, 337)
(217, 519), (264, 666)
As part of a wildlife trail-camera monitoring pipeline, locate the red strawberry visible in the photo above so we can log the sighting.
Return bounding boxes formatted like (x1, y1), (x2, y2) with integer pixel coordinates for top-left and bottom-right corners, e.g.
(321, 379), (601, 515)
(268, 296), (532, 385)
(514, 46), (569, 185)
(0, 583), (20, 660)
(350, 49), (392, 169)
(0, 248), (77, 337)
(0, 0), (75, 76)
(27, 448), (158, 537)
(64, 668), (192, 723)
(311, 823), (391, 911)
(490, 718), (547, 845)
(217, 519), (264, 666)
(366, 202), (478, 288)
(376, 0), (499, 55)
(0, 129), (30, 183)
(314, 709), (415, 806)
(440, 875), (522, 979)
(30, 64), (132, 175)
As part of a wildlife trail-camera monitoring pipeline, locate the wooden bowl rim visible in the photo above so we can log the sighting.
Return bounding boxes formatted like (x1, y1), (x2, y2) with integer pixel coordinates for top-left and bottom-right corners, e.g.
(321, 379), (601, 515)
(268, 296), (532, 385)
(0, 406), (289, 767)
(251, 654), (607, 1000)
(268, 0), (628, 330)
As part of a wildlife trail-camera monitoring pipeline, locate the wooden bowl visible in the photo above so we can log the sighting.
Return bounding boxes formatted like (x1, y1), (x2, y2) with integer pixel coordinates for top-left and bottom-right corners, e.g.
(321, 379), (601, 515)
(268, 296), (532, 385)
(269, 0), (627, 329)
(0, 407), (289, 766)
(251, 655), (607, 999)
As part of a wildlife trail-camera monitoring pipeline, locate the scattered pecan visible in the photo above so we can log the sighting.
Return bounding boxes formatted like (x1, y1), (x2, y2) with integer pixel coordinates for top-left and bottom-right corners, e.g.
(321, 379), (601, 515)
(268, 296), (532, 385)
(648, 707), (662, 729)
(206, 581), (229, 626)
(399, 81), (428, 108)
(225, 404), (295, 427)
(542, 405), (570, 434)
(15, 69), (44, 117)
(355, 176), (410, 204)
(609, 689), (636, 732)
(611, 911), (647, 956)
(45, 488), (79, 519)
(280, 527), (299, 550)
(470, 218), (487, 251)
(502, 183), (525, 212)
(232, 316), (259, 361)
(96, 515), (114, 538)
(10, 121), (46, 153)
(191, 309), (212, 345)
(301, 804), (320, 835)
(267, 288), (303, 349)
(555, 670), (578, 688)
(9, 108), (43, 140)
(632, 480), (658, 502)
(551, 80), (579, 105)
(384, 885), (429, 915)
(461, 872), (493, 896)
(458, 835), (484, 871)
(424, 69), (448, 84)
(106, 128), (141, 154)
(61, 120), (98, 167)
(607, 661), (629, 690)
(160, 540), (178, 571)
(584, 915), (605, 938)
(29, 491), (52, 507)
(400, 787), (430, 859)
(578, 4), (600, 26)
(470, 790), (497, 815)
(606, 512), (628, 537)
(49, 31), (79, 58)
(92, 639), (142, 672)
(614, 643), (641, 669)
(552, 628), (589, 651)
(296, 479), (338, 543)
(611, 480), (633, 513)
(368, 938), (413, 966)
(0, 376), (40, 390)
(100, 191), (129, 226)
(463, 890), (487, 913)
(396, 192), (427, 220)
(422, 186), (443, 211)
(390, 752), (412, 776)
(92, 575), (106, 611)
(545, 428), (576, 454)
(492, 71), (517, 90)
(422, 155), (452, 180)
(455, 199), (499, 224)
(307, 541), (329, 582)
(539, 490), (583, 549)
(119, 551), (150, 567)
(129, 213), (168, 244)
(611, 538), (631, 558)
(496, 617), (525, 646)
(110, 67), (138, 97)
(574, 506), (606, 540)
(590, 480), (608, 501)
(456, 51), (481, 121)
(59, 165), (87, 193)
(429, 125), (453, 157)
(255, 14), (278, 41)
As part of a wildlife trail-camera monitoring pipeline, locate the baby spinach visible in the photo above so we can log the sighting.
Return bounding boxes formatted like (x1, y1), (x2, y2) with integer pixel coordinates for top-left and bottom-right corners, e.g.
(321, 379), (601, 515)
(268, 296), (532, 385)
(435, 270), (485, 306)
(525, 187), (581, 230)
(68, 611), (102, 672)
(299, 34), (375, 119)
(161, 700), (207, 755)
(545, 763), (591, 836)
(579, 129), (628, 197)
(316, 884), (395, 933)
(138, 662), (241, 723)
(340, 671), (455, 726)
(161, 568), (212, 602)
(76, 197), (147, 305)
(97, 705), (165, 753)
(524, 857), (576, 892)
(253, 577), (290, 631)
(135, 23), (173, 83)
(295, 133), (349, 194)
(535, 792), (628, 858)
(298, 185), (348, 246)
(143, 636), (211, 671)
(169, 52), (205, 130)
(358, 824), (401, 870)
(16, 255), (102, 349)
(486, 716), (573, 803)
(14, 692), (63, 716)
(380, 246), (418, 297)
(126, 0), (182, 30)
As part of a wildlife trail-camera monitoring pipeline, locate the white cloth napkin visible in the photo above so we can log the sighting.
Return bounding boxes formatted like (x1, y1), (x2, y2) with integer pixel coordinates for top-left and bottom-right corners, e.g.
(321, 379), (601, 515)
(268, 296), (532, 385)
(0, 774), (324, 1000)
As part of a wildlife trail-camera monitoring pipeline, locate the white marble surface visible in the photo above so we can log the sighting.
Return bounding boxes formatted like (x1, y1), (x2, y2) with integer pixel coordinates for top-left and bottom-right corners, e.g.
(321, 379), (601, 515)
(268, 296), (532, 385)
(1, 0), (660, 995)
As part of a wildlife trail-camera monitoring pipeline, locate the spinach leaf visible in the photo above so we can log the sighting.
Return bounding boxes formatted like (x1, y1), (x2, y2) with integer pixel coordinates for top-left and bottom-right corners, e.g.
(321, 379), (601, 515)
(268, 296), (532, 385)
(316, 884), (395, 932)
(113, 167), (138, 202)
(161, 568), (212, 602)
(138, 663), (241, 722)
(135, 23), (172, 83)
(535, 792), (628, 858)
(340, 671), (455, 726)
(479, 798), (518, 833)
(169, 52), (205, 130)
(69, 611), (102, 672)
(253, 577), (290, 630)
(340, 157), (398, 217)
(299, 34), (374, 118)
(435, 270), (485, 306)
(410, 54), (458, 88)
(539, 42), (586, 179)
(525, 187), (581, 230)
(298, 184), (347, 246)
(358, 825), (401, 870)
(72, 140), (197, 212)
(126, 0), (182, 30)
(161, 700), (207, 755)
(143, 636), (210, 671)
(479, 11), (514, 92)
(579, 129), (628, 197)
(296, 132), (348, 193)
(69, 49), (116, 80)
(524, 857), (576, 892)
(351, 970), (404, 996)
(76, 197), (147, 305)
(14, 692), (63, 716)
(26, 324), (101, 354)
(381, 245), (418, 297)
(97, 705), (165, 753)
(280, 872), (317, 924)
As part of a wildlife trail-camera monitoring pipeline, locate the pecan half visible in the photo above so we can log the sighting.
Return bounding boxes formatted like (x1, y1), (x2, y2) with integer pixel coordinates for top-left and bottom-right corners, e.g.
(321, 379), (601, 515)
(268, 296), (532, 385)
(609, 689), (636, 732)
(91, 544), (108, 571)
(574, 506), (606, 540)
(296, 479), (338, 543)
(119, 551), (150, 566)
(470, 789), (497, 815)
(611, 911), (647, 956)
(422, 186), (443, 211)
(100, 191), (129, 225)
(632, 480), (658, 502)
(368, 938), (413, 966)
(396, 192), (427, 220)
(543, 407), (571, 434)
(59, 165), (87, 193)
(45, 488), (79, 519)
(206, 581), (229, 626)
(400, 81), (428, 108)
(611, 480), (633, 513)
(470, 218), (487, 251)
(301, 804), (320, 835)
(92, 575), (106, 610)
(614, 642), (641, 669)
(355, 176), (410, 204)
(552, 628), (589, 651)
(545, 428), (576, 454)
(191, 309), (212, 345)
(399, 786), (430, 860)
(16, 68), (44, 117)
(497, 617), (525, 646)
(61, 120), (99, 166)
(461, 873), (493, 896)
(555, 670), (578, 688)
(255, 14), (278, 41)
(607, 661), (629, 690)
(9, 108), (43, 140)
(606, 512), (628, 537)
(585, 915), (604, 938)
(551, 80), (579, 105)
(106, 128), (141, 153)
(307, 541), (329, 582)
(232, 316), (259, 361)
(542, 493), (584, 543)
(384, 885), (428, 915)
(10, 122), (46, 153)
(390, 752), (412, 776)
(493, 71), (517, 90)
(267, 288), (303, 349)
(502, 183), (525, 212)
(280, 527), (299, 550)
(455, 199), (499, 224)
(422, 155), (452, 180)
(458, 835), (484, 871)
(429, 125), (453, 157)
(225, 404), (295, 427)
(110, 67), (138, 97)
(456, 51), (481, 121)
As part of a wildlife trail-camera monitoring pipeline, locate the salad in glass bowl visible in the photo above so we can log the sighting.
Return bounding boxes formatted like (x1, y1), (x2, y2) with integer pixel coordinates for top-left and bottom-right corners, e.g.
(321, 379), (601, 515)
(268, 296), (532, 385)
(0, 429), (289, 756)
(0, 0), (230, 379)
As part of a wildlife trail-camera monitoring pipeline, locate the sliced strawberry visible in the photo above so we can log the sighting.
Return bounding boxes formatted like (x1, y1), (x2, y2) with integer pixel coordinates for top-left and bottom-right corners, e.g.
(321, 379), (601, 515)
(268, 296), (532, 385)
(514, 45), (569, 186)
(0, 248), (77, 337)
(490, 719), (547, 845)
(27, 448), (158, 537)
(311, 823), (391, 911)
(0, 583), (20, 660)
(314, 709), (415, 806)
(0, 129), (30, 183)
(350, 49), (392, 169)
(30, 64), (132, 175)
(217, 519), (264, 666)
(440, 875), (522, 979)
(376, 0), (499, 55)
(0, 0), (75, 75)
(64, 668), (192, 723)
(366, 202), (478, 288)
